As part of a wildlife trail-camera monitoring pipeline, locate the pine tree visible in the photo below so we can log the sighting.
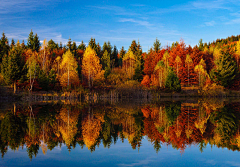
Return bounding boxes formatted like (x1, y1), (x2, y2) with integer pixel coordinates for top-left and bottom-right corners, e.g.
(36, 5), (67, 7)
(0, 32), (10, 63)
(165, 68), (181, 92)
(112, 45), (118, 67)
(1, 47), (25, 93)
(153, 38), (161, 52)
(27, 30), (40, 52)
(78, 41), (86, 50)
(118, 46), (126, 67)
(210, 52), (238, 87)
(10, 39), (15, 49)
(47, 39), (58, 51)
(67, 37), (72, 51)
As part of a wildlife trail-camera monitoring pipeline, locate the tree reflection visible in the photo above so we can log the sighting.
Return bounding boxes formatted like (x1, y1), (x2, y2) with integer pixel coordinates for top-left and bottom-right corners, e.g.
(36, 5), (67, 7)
(0, 100), (240, 159)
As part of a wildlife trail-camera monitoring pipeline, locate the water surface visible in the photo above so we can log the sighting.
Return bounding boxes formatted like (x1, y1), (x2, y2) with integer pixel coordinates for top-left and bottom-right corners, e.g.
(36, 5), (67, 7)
(1, 99), (240, 166)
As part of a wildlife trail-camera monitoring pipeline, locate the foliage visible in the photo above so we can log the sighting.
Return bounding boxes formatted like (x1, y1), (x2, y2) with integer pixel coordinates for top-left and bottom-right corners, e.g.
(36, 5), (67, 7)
(210, 52), (238, 87)
(82, 45), (104, 88)
(165, 68), (181, 92)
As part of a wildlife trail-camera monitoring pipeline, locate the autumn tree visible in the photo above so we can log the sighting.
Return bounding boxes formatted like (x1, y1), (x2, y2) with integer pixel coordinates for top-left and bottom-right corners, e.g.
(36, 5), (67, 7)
(60, 50), (79, 88)
(26, 49), (38, 91)
(185, 54), (193, 86)
(175, 55), (182, 78)
(236, 40), (240, 68)
(194, 58), (207, 87)
(123, 49), (136, 79)
(82, 45), (104, 88)
(154, 60), (165, 88)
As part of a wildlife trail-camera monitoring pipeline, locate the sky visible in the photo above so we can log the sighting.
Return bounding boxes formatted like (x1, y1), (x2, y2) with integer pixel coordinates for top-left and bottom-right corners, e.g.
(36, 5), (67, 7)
(1, 0), (240, 52)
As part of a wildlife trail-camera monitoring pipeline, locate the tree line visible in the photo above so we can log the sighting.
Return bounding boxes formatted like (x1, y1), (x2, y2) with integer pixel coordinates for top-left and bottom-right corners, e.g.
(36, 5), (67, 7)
(1, 30), (240, 93)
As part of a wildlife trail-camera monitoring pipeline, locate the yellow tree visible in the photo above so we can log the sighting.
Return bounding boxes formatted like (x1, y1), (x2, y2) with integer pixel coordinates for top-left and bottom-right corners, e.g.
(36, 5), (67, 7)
(194, 58), (207, 87)
(185, 54), (193, 86)
(154, 60), (165, 88)
(162, 51), (170, 68)
(26, 49), (38, 92)
(82, 45), (104, 88)
(60, 50), (79, 88)
(236, 40), (240, 68)
(213, 47), (222, 66)
(40, 39), (48, 72)
(122, 49), (136, 79)
(175, 55), (182, 77)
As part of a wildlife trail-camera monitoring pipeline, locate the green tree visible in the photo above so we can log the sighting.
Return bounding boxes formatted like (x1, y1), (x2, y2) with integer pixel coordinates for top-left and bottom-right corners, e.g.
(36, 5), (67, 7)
(165, 68), (181, 92)
(0, 32), (10, 64)
(27, 30), (40, 52)
(112, 45), (118, 67)
(101, 50), (111, 78)
(1, 47), (25, 93)
(47, 39), (58, 51)
(10, 39), (15, 49)
(67, 37), (72, 51)
(78, 40), (86, 50)
(210, 52), (238, 87)
(88, 38), (101, 57)
(118, 46), (126, 67)
(153, 38), (161, 52)
(198, 39), (204, 51)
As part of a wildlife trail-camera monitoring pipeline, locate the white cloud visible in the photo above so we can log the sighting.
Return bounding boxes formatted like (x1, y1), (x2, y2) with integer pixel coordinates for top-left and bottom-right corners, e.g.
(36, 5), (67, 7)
(204, 21), (216, 26)
(118, 18), (153, 28)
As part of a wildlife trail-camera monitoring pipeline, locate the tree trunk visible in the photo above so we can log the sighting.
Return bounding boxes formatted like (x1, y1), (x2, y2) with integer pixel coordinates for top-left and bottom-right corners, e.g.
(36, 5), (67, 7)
(14, 81), (17, 94)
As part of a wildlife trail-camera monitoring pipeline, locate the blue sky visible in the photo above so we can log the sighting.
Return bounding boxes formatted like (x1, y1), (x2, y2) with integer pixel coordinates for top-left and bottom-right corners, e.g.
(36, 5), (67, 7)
(1, 0), (240, 52)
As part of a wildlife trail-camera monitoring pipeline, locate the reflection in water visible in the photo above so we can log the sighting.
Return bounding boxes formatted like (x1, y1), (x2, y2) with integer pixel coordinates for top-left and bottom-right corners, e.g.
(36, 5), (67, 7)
(0, 100), (240, 159)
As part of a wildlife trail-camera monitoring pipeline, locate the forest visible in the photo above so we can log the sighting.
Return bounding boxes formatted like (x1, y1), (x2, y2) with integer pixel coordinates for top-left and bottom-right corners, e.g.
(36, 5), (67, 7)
(1, 30), (240, 95)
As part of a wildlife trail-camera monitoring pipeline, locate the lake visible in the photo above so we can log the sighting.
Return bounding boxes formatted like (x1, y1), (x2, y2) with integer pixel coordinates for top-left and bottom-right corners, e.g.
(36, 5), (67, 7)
(1, 99), (240, 166)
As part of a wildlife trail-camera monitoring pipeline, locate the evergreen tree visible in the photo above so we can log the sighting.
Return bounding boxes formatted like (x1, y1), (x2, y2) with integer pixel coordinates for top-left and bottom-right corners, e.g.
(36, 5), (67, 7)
(33, 33), (40, 52)
(48, 39), (58, 51)
(210, 52), (238, 87)
(27, 30), (40, 52)
(101, 50), (111, 78)
(72, 41), (77, 57)
(118, 46), (125, 67)
(67, 37), (72, 51)
(165, 68), (181, 92)
(153, 38), (161, 52)
(78, 40), (86, 50)
(21, 40), (25, 49)
(0, 32), (10, 63)
(112, 45), (118, 67)
(198, 39), (204, 51)
(10, 39), (15, 49)
(88, 38), (101, 57)
(1, 47), (25, 93)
